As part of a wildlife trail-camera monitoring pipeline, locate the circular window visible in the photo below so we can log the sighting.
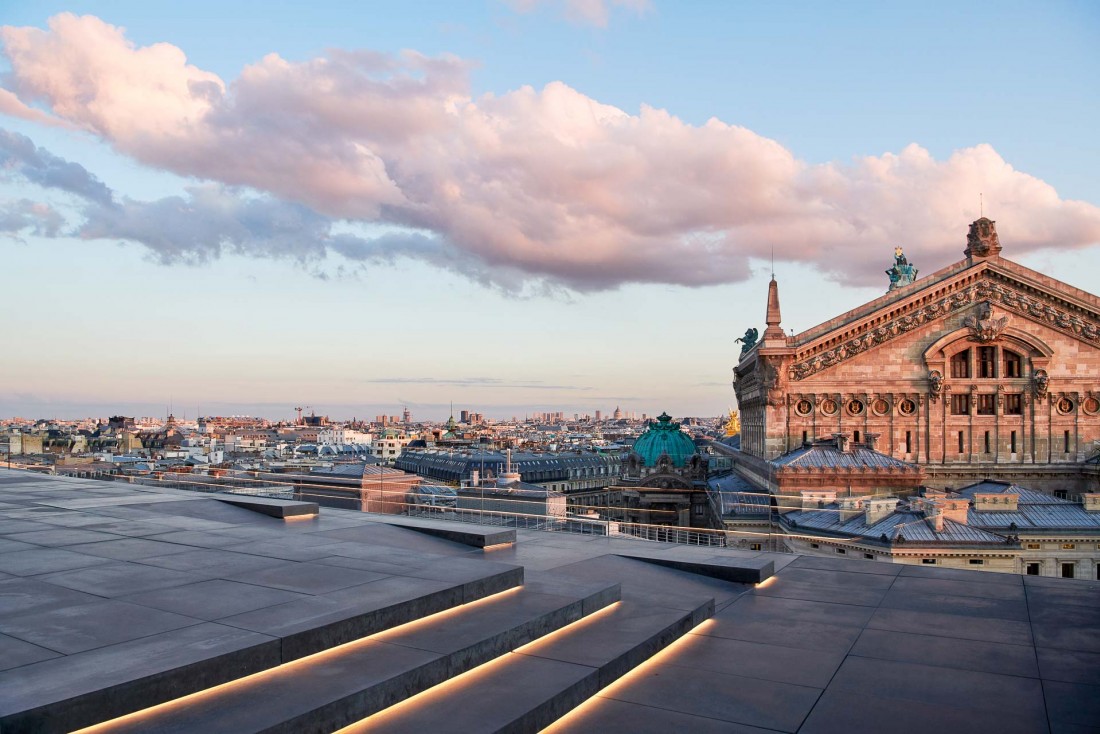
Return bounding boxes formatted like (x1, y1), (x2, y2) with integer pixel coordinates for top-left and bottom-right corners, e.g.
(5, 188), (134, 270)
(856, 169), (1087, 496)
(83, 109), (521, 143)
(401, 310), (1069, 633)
(1084, 397), (1100, 415)
(872, 398), (890, 415)
(898, 399), (916, 416)
(1057, 397), (1075, 415)
(796, 399), (813, 416)
(847, 399), (865, 416)
(820, 399), (838, 416)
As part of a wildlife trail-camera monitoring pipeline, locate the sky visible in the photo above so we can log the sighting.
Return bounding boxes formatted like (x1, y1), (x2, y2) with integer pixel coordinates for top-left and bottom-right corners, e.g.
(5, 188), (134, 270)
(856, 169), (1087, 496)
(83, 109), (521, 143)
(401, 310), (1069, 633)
(1, 0), (1098, 422)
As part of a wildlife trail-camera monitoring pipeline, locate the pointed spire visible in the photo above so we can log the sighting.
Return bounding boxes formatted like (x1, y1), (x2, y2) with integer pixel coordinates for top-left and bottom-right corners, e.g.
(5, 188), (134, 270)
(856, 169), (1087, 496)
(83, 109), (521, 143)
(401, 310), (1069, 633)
(763, 276), (784, 339)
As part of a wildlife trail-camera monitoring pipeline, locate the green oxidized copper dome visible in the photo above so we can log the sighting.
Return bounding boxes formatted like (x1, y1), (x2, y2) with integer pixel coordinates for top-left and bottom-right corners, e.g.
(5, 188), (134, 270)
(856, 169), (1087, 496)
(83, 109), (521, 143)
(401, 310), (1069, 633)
(632, 412), (697, 468)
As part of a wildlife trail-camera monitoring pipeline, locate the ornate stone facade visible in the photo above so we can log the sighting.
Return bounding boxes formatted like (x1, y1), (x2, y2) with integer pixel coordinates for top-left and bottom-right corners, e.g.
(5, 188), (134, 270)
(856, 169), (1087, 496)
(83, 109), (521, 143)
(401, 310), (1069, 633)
(733, 218), (1100, 492)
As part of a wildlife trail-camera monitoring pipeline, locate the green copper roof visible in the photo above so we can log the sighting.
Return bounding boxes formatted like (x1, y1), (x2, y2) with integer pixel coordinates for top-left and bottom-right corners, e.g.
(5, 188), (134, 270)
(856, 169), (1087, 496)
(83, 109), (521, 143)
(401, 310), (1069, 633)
(632, 412), (697, 468)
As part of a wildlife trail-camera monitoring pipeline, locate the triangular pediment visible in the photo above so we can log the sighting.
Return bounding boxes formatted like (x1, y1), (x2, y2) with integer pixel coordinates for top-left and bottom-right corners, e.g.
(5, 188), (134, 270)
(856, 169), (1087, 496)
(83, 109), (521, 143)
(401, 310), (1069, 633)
(787, 258), (1100, 381)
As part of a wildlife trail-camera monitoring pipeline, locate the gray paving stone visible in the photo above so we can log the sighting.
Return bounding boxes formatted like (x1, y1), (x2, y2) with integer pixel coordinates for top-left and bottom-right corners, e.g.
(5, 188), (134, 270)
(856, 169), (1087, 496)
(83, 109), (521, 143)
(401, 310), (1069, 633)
(220, 575), (465, 660)
(670, 632), (846, 688)
(63, 537), (195, 560)
(222, 561), (390, 594)
(752, 577), (888, 607)
(39, 561), (208, 596)
(1044, 680), (1100, 731)
(868, 607), (1034, 645)
(0, 577), (104, 616)
(850, 628), (1039, 677)
(136, 548), (291, 576)
(1037, 647), (1100, 685)
(552, 555), (749, 610)
(0, 633), (61, 671)
(5, 527), (127, 546)
(1033, 621), (1100, 654)
(772, 566), (897, 589)
(889, 573), (1026, 600)
(898, 564), (1024, 585)
(313, 523), (479, 556)
(702, 610), (863, 653)
(0, 537), (39, 553)
(0, 622), (281, 734)
(724, 592), (876, 629)
(828, 656), (1047, 723)
(220, 539), (359, 561)
(879, 589), (1031, 622)
(0, 548), (114, 576)
(0, 599), (200, 654)
(0, 519), (58, 535)
(143, 529), (257, 547)
(606, 662), (821, 732)
(120, 579), (308, 620)
(800, 687), (1049, 734)
(544, 697), (775, 734)
(788, 554), (902, 575)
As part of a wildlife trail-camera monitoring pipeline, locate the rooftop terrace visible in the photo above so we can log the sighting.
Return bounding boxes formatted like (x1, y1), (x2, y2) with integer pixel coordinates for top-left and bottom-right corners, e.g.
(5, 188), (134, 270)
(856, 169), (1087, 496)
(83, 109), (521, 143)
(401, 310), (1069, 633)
(1, 469), (1098, 732)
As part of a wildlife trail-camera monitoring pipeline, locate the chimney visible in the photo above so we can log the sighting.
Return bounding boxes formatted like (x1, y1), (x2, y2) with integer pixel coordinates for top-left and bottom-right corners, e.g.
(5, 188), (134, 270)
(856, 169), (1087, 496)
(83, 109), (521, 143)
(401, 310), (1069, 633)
(839, 497), (864, 522)
(1082, 493), (1100, 512)
(801, 490), (836, 510)
(865, 497), (899, 526)
(974, 493), (1018, 512)
(925, 497), (969, 526)
(833, 433), (851, 453)
(863, 433), (880, 451)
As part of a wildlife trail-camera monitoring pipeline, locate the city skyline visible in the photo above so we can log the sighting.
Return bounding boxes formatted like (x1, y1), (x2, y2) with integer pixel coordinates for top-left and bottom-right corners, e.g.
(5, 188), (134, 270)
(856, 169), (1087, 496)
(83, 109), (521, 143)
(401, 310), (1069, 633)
(2, 1), (1099, 420)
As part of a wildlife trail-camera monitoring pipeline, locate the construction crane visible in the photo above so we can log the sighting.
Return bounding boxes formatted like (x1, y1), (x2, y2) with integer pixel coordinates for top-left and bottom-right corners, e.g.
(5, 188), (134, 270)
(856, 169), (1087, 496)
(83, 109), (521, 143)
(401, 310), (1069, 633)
(294, 406), (304, 424)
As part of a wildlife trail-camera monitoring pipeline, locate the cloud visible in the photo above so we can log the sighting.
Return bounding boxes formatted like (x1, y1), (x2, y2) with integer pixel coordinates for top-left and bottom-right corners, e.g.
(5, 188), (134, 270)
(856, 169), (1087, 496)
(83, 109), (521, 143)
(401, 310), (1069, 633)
(0, 128), (113, 204)
(0, 198), (63, 237)
(2, 14), (1099, 291)
(502, 0), (653, 27)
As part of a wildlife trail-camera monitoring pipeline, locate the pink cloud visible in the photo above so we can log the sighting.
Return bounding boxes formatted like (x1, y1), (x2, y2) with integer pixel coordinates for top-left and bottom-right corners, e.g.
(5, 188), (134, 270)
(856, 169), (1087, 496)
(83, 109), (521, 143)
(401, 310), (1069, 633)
(2, 13), (1099, 290)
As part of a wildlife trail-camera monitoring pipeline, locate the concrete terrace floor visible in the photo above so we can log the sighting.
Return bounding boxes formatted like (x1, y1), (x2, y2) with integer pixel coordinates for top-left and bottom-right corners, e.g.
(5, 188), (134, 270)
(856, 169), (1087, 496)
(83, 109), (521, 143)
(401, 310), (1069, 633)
(0, 469), (1098, 733)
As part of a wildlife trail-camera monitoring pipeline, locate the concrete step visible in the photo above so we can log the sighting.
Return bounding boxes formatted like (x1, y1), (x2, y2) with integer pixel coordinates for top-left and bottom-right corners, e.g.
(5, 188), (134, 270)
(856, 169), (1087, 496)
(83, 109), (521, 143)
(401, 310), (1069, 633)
(342, 596), (713, 734)
(80, 577), (620, 734)
(211, 494), (319, 519)
(0, 565), (524, 734)
(370, 515), (516, 548)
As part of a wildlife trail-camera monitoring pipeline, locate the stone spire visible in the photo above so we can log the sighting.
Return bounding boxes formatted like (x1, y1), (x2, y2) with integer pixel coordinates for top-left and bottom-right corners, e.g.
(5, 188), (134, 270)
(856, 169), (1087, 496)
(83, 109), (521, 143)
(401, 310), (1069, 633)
(965, 217), (1002, 262)
(763, 276), (784, 340)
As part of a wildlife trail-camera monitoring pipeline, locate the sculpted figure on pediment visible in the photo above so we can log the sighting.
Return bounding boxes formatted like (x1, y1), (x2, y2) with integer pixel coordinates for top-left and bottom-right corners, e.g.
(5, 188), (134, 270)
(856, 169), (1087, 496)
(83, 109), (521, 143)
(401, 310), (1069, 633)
(964, 303), (1009, 343)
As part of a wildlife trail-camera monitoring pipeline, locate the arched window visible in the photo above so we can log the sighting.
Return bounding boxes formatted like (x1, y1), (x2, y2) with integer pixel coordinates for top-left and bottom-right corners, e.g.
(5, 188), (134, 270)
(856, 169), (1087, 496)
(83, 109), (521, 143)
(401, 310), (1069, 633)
(1004, 350), (1022, 378)
(951, 349), (970, 379)
(978, 347), (996, 378)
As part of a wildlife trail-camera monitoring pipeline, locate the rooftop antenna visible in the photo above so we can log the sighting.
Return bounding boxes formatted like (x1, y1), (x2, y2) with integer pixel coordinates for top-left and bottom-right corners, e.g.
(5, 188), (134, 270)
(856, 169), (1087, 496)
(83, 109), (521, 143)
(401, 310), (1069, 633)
(980, 192), (983, 217)
(770, 245), (775, 279)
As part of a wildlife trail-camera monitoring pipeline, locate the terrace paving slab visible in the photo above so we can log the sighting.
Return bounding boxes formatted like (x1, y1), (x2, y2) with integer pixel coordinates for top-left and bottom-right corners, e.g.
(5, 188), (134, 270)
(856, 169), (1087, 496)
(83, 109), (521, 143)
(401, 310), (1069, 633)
(0, 633), (61, 671)
(119, 579), (309, 620)
(849, 627), (1039, 678)
(63, 537), (195, 561)
(545, 698), (775, 734)
(0, 599), (201, 654)
(38, 561), (208, 597)
(0, 577), (104, 616)
(0, 547), (114, 576)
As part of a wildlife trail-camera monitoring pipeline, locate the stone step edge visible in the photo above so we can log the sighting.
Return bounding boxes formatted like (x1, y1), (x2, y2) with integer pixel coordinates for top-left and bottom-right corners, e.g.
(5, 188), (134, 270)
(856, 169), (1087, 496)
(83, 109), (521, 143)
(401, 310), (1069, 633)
(616, 553), (775, 584)
(375, 517), (517, 548)
(354, 595), (714, 734)
(85, 581), (623, 734)
(0, 566), (525, 734)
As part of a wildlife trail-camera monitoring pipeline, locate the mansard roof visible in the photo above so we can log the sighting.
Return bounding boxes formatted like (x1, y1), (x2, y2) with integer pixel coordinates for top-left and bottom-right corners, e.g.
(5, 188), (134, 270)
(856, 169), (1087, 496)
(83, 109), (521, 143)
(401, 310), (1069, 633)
(782, 504), (1011, 546)
(776, 248), (1100, 381)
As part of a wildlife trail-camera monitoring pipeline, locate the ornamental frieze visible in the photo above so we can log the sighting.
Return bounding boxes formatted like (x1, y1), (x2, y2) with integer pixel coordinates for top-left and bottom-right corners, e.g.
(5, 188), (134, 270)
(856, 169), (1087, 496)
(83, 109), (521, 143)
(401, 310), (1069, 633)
(789, 277), (1100, 381)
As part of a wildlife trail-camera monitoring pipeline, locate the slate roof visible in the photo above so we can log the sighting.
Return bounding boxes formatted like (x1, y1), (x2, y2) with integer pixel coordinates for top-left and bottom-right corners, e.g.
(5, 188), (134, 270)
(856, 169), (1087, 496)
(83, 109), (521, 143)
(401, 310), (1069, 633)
(773, 443), (917, 471)
(956, 480), (1100, 531)
(707, 473), (772, 518)
(782, 504), (1011, 546)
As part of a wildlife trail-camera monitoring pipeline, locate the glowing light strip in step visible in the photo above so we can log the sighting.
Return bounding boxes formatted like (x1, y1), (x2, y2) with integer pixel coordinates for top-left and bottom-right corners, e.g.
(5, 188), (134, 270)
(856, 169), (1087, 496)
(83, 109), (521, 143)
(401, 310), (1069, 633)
(335, 601), (623, 733)
(540, 618), (717, 733)
(71, 586), (524, 734)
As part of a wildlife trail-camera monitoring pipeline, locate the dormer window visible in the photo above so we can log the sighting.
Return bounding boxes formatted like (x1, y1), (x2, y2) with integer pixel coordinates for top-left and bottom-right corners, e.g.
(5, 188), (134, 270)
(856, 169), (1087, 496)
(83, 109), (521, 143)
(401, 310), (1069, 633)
(951, 350), (970, 378)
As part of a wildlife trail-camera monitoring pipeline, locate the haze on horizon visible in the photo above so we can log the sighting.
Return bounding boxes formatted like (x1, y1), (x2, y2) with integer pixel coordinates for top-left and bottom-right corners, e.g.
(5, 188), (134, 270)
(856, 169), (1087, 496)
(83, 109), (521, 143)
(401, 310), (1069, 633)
(1, 1), (1098, 421)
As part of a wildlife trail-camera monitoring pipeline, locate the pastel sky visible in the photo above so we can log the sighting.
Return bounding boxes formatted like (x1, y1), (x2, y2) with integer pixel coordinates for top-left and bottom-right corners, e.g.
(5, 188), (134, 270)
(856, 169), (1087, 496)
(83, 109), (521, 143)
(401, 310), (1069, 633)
(2, 1), (1098, 421)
